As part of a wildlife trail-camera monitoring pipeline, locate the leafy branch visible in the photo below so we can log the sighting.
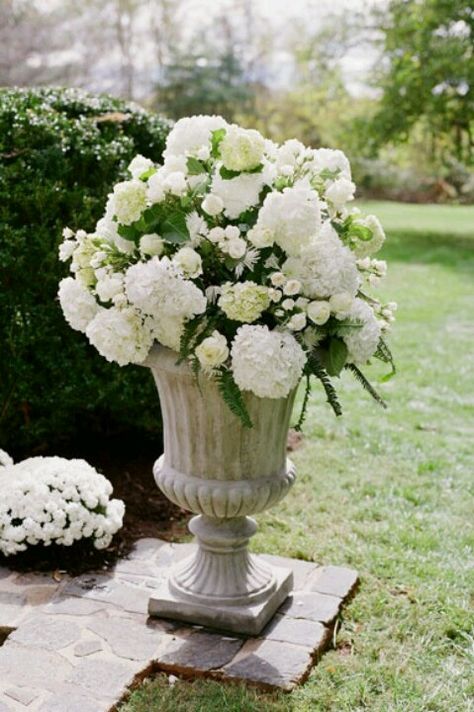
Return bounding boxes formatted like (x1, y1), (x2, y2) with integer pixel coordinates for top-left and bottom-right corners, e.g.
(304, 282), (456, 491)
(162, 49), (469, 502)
(374, 337), (396, 381)
(306, 351), (342, 416)
(293, 374), (312, 432)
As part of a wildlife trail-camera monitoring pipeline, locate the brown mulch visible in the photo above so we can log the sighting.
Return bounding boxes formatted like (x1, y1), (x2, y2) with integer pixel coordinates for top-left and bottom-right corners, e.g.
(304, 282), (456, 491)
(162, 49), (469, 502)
(1, 429), (305, 576)
(0, 431), (188, 576)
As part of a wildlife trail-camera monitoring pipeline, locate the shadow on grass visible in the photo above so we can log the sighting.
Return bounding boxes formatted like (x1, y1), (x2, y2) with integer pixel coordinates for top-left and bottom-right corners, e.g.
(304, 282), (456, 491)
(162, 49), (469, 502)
(381, 230), (474, 270)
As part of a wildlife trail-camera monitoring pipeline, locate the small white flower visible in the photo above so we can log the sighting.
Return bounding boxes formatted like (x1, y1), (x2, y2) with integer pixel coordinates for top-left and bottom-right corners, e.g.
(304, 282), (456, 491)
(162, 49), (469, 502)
(147, 172), (165, 203)
(270, 272), (286, 287)
(288, 313), (307, 331)
(329, 292), (353, 314)
(283, 279), (301, 296)
(96, 274), (124, 302)
(164, 171), (187, 196)
(226, 238), (247, 259)
(268, 288), (282, 303)
(325, 177), (356, 206)
(202, 193), (224, 216)
(220, 125), (265, 172)
(58, 277), (100, 333)
(59, 240), (76, 262)
(282, 298), (295, 311)
(195, 331), (229, 370)
(247, 226), (274, 248)
(307, 301), (331, 325)
(128, 154), (154, 179)
(140, 233), (164, 257)
(110, 180), (147, 225)
(208, 226), (226, 243)
(173, 247), (203, 278)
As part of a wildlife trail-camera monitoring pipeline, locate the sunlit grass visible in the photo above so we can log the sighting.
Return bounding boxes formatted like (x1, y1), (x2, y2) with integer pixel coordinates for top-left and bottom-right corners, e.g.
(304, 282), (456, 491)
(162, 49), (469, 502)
(122, 202), (474, 712)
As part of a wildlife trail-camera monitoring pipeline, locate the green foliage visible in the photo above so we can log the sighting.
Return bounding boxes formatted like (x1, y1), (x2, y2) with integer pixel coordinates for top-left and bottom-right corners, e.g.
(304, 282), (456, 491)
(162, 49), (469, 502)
(370, 0), (474, 163)
(216, 370), (253, 429)
(344, 363), (387, 408)
(305, 352), (342, 417)
(0, 87), (170, 455)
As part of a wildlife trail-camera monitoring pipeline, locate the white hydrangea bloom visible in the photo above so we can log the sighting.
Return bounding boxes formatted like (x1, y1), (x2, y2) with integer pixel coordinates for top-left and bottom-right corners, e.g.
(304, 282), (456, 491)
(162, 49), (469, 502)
(0, 457), (124, 556)
(109, 180), (147, 225)
(218, 281), (270, 323)
(255, 184), (321, 256)
(219, 125), (265, 172)
(164, 115), (228, 158)
(186, 211), (209, 246)
(147, 172), (165, 203)
(283, 222), (360, 299)
(0, 450), (13, 468)
(311, 148), (351, 179)
(128, 154), (154, 179)
(125, 257), (206, 319)
(58, 277), (100, 332)
(211, 170), (267, 220)
(86, 307), (153, 366)
(337, 298), (381, 364)
(231, 325), (306, 398)
(150, 315), (184, 352)
(95, 274), (124, 302)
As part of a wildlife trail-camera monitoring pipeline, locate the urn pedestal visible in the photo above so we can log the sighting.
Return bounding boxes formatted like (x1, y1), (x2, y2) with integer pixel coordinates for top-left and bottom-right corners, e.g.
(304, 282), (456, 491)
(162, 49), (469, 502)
(146, 346), (296, 635)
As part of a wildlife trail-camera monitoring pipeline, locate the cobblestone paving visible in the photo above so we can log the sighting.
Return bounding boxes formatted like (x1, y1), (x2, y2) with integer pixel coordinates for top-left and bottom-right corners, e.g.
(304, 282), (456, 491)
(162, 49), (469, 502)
(0, 539), (358, 711)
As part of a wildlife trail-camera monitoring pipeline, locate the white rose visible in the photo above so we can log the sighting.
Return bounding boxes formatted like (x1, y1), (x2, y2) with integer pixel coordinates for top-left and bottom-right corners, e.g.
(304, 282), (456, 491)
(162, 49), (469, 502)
(282, 298), (295, 310)
(202, 193), (224, 216)
(283, 279), (301, 296)
(307, 301), (331, 325)
(288, 313), (307, 331)
(207, 226), (225, 244)
(173, 247), (203, 278)
(164, 171), (187, 196)
(268, 288), (282, 303)
(195, 331), (229, 370)
(325, 177), (356, 206)
(270, 272), (286, 287)
(226, 238), (247, 259)
(139, 233), (164, 257)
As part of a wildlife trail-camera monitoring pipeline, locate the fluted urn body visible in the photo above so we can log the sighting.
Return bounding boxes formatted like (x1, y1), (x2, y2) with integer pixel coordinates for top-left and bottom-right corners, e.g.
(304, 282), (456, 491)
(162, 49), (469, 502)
(146, 345), (296, 634)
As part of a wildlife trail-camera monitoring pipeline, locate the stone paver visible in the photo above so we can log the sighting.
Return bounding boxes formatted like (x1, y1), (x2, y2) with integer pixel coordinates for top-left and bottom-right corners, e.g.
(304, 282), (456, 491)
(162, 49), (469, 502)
(0, 538), (358, 708)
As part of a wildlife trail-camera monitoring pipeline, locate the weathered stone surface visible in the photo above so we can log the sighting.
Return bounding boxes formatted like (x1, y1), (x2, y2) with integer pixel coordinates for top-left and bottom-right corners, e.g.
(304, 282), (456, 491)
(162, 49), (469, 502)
(44, 596), (108, 617)
(262, 613), (329, 649)
(87, 616), (169, 661)
(63, 575), (150, 615)
(130, 538), (171, 561)
(38, 690), (103, 712)
(9, 615), (81, 651)
(73, 639), (103, 657)
(262, 554), (318, 590)
(306, 565), (358, 598)
(158, 630), (243, 671)
(24, 586), (58, 607)
(0, 642), (72, 690)
(4, 686), (40, 706)
(280, 591), (340, 624)
(0, 591), (27, 631)
(65, 658), (138, 699)
(224, 639), (313, 690)
(0, 700), (12, 712)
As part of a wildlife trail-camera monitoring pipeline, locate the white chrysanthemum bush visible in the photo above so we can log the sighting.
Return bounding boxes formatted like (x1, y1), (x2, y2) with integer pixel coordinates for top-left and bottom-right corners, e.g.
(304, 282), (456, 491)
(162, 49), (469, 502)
(0, 456), (125, 556)
(58, 115), (396, 427)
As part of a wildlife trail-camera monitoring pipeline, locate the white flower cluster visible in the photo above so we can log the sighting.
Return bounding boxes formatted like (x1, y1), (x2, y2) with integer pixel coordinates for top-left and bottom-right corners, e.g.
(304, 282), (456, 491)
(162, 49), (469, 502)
(0, 457), (125, 556)
(58, 115), (395, 413)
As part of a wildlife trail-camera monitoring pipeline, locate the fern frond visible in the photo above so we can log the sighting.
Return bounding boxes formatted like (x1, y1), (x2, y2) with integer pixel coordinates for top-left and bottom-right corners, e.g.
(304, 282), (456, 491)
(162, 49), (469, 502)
(345, 363), (387, 408)
(293, 374), (311, 432)
(216, 370), (253, 428)
(306, 351), (342, 416)
(178, 316), (203, 363)
(374, 337), (396, 379)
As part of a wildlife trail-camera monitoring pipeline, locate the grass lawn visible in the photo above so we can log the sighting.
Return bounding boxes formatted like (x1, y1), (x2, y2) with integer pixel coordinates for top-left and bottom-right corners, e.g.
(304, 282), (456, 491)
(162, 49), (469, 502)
(121, 202), (474, 712)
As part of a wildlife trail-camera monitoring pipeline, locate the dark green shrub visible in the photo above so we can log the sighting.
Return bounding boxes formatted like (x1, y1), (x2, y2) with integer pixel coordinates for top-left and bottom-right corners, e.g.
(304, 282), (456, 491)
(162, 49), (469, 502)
(0, 87), (171, 456)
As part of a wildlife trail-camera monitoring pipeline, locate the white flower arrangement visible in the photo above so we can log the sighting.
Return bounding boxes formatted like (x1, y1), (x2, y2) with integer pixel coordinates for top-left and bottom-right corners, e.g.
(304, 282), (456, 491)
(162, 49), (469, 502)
(58, 115), (396, 427)
(0, 456), (125, 556)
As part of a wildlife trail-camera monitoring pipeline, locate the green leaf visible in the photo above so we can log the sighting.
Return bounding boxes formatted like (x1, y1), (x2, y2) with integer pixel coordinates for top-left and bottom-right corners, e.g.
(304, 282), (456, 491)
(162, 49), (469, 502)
(220, 166), (241, 180)
(117, 224), (140, 242)
(139, 167), (156, 181)
(350, 224), (373, 242)
(161, 210), (190, 244)
(305, 351), (342, 416)
(345, 363), (387, 408)
(326, 337), (348, 377)
(217, 370), (253, 428)
(186, 157), (206, 175)
(210, 128), (226, 158)
(319, 168), (341, 181)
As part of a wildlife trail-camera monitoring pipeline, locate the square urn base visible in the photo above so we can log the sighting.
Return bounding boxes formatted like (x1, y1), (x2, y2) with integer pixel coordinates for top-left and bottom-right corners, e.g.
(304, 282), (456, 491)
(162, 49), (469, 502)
(148, 565), (294, 636)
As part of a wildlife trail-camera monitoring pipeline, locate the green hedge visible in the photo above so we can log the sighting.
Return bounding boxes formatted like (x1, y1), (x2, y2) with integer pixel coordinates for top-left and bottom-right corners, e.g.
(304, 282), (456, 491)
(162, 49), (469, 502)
(0, 87), (171, 455)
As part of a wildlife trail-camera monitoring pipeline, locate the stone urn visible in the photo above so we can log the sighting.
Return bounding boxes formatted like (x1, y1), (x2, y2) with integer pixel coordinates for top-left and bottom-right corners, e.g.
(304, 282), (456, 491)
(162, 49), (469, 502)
(146, 345), (297, 635)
